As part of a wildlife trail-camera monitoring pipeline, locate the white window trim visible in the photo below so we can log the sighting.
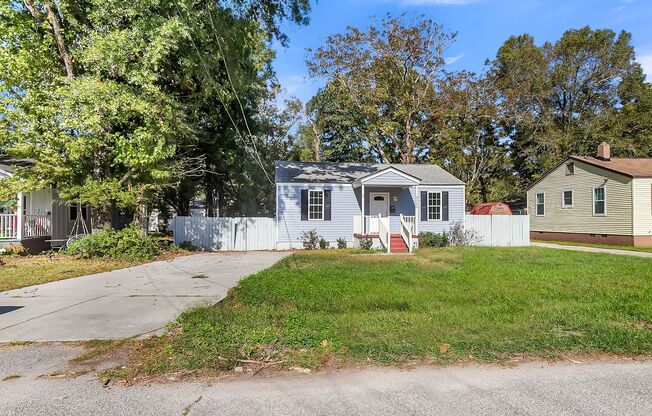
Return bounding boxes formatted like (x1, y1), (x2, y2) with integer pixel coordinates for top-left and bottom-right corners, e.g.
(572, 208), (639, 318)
(308, 189), (324, 221)
(427, 191), (442, 221)
(561, 189), (573, 209)
(535, 192), (545, 216)
(592, 186), (607, 216)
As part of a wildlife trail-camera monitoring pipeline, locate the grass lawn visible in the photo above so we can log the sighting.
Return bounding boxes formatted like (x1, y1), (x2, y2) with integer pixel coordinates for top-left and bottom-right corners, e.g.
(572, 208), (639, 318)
(0, 256), (138, 292)
(534, 240), (652, 253)
(131, 247), (652, 374)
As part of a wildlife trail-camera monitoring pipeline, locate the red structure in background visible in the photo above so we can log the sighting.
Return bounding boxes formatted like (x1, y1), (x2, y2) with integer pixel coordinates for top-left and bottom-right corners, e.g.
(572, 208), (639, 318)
(469, 202), (512, 215)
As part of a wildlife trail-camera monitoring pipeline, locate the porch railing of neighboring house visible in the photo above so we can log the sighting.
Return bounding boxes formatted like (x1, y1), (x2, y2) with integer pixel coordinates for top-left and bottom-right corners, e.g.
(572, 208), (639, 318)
(399, 214), (416, 253)
(23, 214), (51, 239)
(0, 214), (18, 239)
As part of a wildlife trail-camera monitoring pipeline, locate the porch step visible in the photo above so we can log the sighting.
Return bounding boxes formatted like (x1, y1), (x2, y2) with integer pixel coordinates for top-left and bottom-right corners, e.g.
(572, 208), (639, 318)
(389, 235), (409, 253)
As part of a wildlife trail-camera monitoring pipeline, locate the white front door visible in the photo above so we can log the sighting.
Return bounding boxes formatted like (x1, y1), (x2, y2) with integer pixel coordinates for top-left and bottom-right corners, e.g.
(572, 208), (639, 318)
(368, 193), (389, 233)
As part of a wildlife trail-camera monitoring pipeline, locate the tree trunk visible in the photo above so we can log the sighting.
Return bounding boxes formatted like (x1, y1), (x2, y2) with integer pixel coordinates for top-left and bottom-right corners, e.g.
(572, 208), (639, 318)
(43, 2), (75, 78)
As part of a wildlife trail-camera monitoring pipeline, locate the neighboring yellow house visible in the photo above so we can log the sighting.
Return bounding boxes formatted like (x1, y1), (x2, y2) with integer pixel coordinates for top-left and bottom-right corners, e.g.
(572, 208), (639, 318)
(527, 143), (652, 247)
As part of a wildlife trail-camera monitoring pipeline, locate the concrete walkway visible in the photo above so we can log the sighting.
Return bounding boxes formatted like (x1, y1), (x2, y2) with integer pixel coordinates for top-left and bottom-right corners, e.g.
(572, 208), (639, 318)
(0, 252), (289, 342)
(1, 343), (651, 416)
(532, 242), (652, 258)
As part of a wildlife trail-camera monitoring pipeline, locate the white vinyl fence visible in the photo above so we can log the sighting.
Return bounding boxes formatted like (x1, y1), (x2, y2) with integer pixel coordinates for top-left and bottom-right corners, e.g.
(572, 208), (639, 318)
(465, 215), (530, 247)
(173, 216), (276, 251)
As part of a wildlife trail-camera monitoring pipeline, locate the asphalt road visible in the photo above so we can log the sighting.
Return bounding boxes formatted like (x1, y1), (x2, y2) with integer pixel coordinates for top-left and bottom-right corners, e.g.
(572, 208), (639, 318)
(1, 343), (651, 416)
(0, 251), (289, 342)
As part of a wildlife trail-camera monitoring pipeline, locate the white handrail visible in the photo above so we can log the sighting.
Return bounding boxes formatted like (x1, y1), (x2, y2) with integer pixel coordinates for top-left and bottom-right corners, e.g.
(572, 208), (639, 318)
(0, 214), (19, 239)
(378, 213), (390, 253)
(399, 214), (415, 253)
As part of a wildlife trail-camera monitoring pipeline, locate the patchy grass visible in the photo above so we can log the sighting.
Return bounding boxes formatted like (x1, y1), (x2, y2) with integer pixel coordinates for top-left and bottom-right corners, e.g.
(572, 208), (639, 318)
(0, 255), (136, 292)
(535, 240), (652, 253)
(130, 247), (652, 374)
(0, 249), (193, 292)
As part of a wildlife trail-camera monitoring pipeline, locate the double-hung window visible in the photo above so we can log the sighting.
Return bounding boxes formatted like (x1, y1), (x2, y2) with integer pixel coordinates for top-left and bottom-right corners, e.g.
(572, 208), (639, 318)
(536, 193), (545, 216)
(308, 190), (324, 220)
(427, 192), (441, 220)
(593, 187), (606, 216)
(562, 189), (573, 208)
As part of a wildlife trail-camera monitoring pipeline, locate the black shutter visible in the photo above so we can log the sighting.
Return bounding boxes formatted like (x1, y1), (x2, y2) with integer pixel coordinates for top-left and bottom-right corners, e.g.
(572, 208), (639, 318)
(301, 189), (308, 221)
(442, 191), (449, 221)
(421, 191), (428, 221)
(324, 190), (331, 221)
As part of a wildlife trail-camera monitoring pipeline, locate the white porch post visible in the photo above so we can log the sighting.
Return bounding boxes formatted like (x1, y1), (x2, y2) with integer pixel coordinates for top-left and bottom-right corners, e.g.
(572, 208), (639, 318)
(16, 192), (23, 240)
(415, 186), (419, 235)
(361, 184), (365, 234)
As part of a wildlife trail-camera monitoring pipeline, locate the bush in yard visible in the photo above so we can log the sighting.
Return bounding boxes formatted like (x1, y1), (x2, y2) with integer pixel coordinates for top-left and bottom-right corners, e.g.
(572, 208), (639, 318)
(447, 220), (481, 246)
(300, 230), (320, 250)
(418, 231), (448, 248)
(319, 237), (328, 250)
(1, 243), (28, 256)
(336, 238), (347, 249)
(358, 237), (373, 250)
(66, 224), (161, 260)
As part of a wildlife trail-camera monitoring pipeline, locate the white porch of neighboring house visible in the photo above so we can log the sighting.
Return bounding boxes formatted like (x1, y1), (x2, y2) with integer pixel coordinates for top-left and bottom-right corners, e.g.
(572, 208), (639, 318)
(0, 189), (90, 252)
(352, 168), (420, 253)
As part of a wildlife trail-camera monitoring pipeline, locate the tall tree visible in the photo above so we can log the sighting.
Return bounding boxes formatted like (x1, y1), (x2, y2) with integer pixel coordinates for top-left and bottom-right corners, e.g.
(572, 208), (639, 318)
(0, 0), (311, 227)
(490, 27), (647, 187)
(306, 14), (455, 163)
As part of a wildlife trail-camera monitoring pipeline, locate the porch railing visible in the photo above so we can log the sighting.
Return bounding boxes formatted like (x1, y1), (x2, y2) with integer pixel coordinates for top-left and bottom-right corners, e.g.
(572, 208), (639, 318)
(23, 214), (51, 239)
(0, 214), (18, 239)
(377, 214), (390, 253)
(353, 215), (384, 235)
(399, 214), (416, 253)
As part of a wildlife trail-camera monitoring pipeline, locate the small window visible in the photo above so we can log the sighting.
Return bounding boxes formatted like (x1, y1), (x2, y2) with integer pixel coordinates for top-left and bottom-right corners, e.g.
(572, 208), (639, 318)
(373, 196), (385, 201)
(593, 187), (606, 216)
(308, 190), (324, 220)
(69, 205), (88, 221)
(562, 189), (573, 208)
(535, 193), (545, 216)
(427, 192), (441, 220)
(565, 163), (575, 176)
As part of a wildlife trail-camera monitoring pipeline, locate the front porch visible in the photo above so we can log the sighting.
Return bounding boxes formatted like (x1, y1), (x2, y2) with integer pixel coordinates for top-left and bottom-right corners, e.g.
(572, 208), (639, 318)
(351, 167), (421, 253)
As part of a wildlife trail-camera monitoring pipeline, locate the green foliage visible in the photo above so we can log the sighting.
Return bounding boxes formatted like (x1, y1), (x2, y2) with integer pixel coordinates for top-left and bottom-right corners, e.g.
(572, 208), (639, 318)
(418, 232), (449, 248)
(318, 237), (327, 250)
(336, 238), (348, 249)
(299, 230), (320, 250)
(358, 237), (373, 251)
(0, 0), (310, 218)
(66, 225), (161, 260)
(144, 248), (652, 371)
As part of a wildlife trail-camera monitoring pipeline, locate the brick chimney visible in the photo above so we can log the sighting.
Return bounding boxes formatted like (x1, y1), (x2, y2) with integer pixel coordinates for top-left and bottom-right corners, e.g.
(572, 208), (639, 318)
(597, 142), (610, 161)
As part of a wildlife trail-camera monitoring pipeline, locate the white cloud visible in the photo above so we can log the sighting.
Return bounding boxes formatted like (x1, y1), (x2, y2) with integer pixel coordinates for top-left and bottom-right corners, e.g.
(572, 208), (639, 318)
(639, 52), (652, 81)
(401, 0), (477, 5)
(445, 54), (464, 65)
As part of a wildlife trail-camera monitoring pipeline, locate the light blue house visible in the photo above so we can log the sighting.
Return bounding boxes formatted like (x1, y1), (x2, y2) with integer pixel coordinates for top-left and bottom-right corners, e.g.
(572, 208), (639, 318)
(275, 161), (466, 252)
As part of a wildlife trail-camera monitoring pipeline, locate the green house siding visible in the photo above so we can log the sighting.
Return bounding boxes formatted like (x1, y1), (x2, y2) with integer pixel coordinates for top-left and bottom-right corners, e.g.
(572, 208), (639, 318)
(527, 160), (634, 236)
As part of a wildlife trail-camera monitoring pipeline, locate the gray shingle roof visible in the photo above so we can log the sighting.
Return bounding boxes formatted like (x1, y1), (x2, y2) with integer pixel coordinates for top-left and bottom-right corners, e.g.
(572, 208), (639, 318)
(0, 156), (34, 174)
(275, 161), (465, 185)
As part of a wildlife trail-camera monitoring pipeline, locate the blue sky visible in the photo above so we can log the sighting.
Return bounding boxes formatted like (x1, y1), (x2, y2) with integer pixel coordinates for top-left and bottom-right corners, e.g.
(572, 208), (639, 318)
(272, 0), (652, 104)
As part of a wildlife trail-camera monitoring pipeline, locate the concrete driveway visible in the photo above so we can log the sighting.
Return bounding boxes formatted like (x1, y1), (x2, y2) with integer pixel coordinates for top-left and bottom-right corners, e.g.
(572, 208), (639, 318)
(0, 252), (289, 342)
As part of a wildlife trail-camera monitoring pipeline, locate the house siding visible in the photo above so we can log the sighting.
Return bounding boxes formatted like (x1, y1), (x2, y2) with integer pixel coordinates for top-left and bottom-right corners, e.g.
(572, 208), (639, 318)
(527, 160), (633, 235)
(633, 178), (652, 237)
(417, 185), (465, 234)
(362, 171), (418, 186)
(277, 183), (360, 248)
